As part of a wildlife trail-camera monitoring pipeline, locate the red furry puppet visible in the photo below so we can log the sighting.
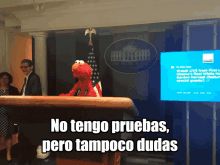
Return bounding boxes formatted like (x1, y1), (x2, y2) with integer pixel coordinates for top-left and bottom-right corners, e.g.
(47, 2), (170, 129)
(59, 60), (98, 97)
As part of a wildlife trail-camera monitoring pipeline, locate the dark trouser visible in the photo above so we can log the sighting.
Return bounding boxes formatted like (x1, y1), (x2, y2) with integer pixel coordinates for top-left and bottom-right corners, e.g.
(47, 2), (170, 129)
(18, 130), (37, 163)
(17, 123), (51, 162)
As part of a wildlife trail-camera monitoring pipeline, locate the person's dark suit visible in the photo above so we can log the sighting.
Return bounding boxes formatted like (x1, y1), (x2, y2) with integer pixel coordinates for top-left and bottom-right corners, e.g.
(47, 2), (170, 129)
(20, 72), (42, 96)
(18, 72), (42, 164)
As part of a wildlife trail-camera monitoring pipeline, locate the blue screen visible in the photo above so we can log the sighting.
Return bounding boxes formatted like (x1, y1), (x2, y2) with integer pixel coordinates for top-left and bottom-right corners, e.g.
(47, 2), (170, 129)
(161, 50), (220, 102)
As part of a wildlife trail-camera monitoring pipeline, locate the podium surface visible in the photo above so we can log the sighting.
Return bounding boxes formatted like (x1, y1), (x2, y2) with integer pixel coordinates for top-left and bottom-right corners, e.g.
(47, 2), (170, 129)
(0, 96), (138, 165)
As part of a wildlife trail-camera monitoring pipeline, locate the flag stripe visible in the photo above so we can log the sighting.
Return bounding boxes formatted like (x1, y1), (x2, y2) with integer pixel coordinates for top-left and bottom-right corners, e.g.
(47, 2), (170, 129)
(94, 86), (100, 97)
(96, 82), (102, 97)
(98, 81), (102, 91)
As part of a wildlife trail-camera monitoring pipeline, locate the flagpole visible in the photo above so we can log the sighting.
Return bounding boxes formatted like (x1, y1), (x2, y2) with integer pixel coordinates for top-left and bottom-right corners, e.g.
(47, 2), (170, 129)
(85, 28), (102, 97)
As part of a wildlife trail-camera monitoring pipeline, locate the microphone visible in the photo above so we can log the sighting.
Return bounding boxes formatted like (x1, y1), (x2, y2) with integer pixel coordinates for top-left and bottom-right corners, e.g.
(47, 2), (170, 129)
(74, 87), (81, 96)
(85, 88), (88, 96)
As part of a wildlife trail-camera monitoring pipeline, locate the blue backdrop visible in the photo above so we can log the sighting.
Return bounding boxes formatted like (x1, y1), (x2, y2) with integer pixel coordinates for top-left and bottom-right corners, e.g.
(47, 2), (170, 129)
(174, 22), (220, 165)
(46, 24), (186, 163)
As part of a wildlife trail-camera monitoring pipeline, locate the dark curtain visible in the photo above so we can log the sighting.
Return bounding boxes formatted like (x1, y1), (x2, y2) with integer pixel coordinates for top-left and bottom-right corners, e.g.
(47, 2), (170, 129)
(32, 37), (35, 73)
(47, 33), (57, 96)
(99, 35), (114, 96)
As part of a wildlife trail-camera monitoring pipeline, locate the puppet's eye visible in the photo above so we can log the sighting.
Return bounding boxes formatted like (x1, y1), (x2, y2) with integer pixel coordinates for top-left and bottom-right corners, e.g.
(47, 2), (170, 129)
(79, 60), (84, 64)
(75, 60), (80, 63)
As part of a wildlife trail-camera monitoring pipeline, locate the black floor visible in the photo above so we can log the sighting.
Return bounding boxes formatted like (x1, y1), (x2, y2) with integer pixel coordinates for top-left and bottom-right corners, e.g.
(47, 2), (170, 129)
(0, 144), (173, 165)
(0, 144), (56, 165)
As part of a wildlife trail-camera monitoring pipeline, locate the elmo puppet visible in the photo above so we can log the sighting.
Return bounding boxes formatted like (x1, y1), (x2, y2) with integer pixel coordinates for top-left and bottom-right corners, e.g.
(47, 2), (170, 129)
(59, 60), (98, 97)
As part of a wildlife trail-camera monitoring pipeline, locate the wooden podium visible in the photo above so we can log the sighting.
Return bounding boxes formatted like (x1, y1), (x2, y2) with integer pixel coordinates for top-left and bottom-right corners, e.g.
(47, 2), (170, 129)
(0, 96), (138, 165)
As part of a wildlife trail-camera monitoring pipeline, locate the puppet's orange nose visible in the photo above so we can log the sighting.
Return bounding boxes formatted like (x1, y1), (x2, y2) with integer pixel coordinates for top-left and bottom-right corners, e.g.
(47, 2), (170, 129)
(72, 63), (79, 71)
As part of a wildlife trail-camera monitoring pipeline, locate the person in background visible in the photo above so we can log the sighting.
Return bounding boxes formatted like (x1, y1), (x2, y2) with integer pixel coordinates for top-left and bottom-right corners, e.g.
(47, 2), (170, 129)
(19, 59), (50, 164)
(20, 59), (42, 96)
(0, 72), (19, 163)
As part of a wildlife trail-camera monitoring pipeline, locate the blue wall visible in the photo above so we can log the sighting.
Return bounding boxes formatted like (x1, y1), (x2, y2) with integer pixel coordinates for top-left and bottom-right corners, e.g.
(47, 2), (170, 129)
(162, 24), (187, 164)
(187, 25), (214, 165)
(132, 24), (184, 160)
(172, 22), (220, 165)
(140, 22), (220, 165)
(139, 23), (218, 165)
(216, 25), (220, 165)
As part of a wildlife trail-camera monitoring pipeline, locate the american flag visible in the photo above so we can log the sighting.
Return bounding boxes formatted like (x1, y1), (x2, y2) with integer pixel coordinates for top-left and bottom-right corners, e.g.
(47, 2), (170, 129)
(87, 45), (102, 97)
